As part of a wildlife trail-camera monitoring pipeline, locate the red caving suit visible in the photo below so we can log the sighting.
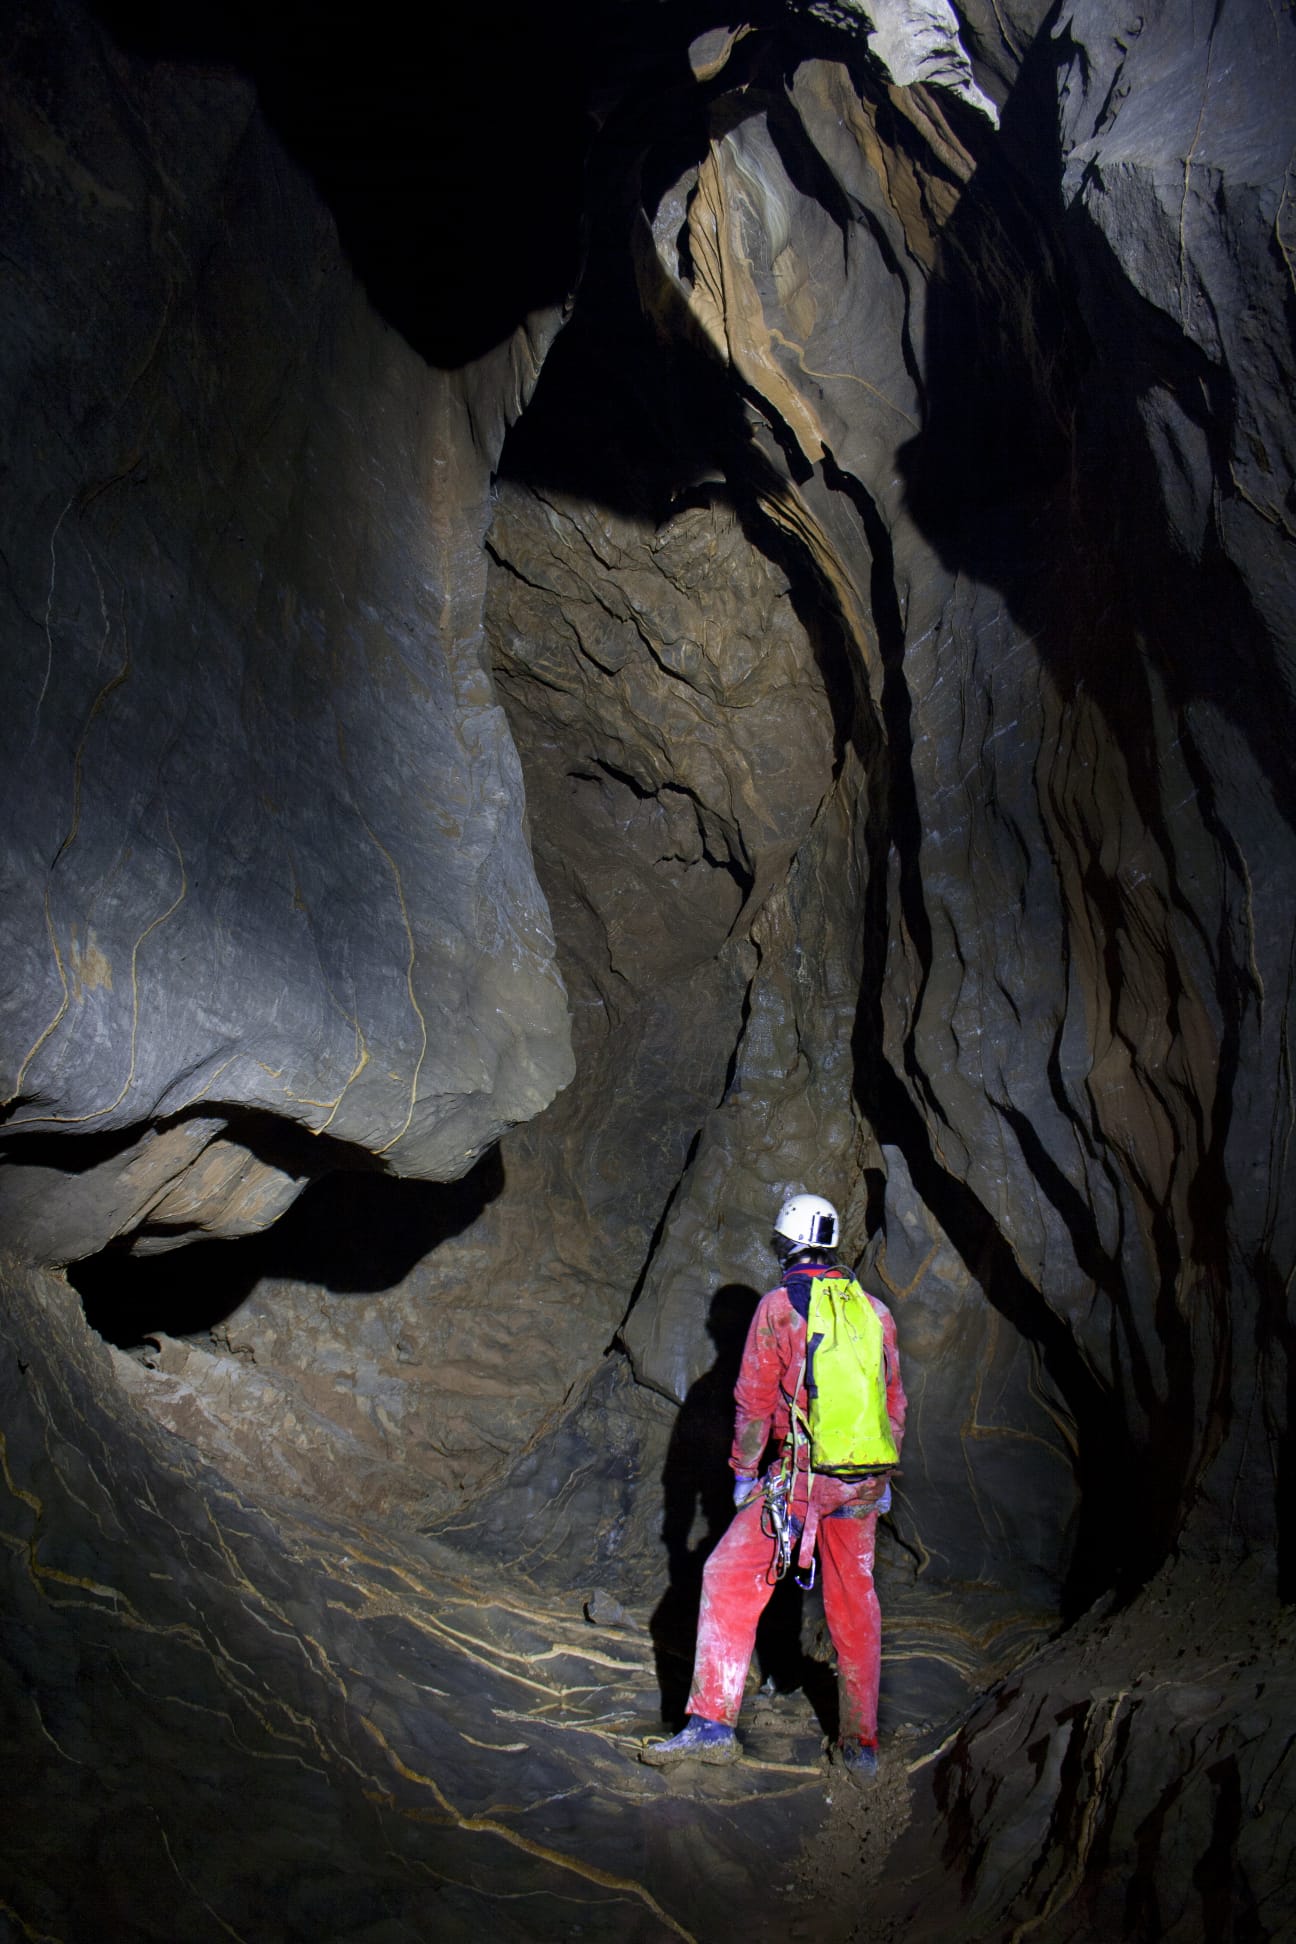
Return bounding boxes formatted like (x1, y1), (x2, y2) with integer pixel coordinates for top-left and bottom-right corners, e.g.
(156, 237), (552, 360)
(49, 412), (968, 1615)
(687, 1264), (906, 1746)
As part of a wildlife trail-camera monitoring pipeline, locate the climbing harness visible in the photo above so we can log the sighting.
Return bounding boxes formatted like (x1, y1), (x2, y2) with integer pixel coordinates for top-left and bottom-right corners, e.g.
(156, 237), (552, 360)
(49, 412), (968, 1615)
(765, 1267), (897, 1592)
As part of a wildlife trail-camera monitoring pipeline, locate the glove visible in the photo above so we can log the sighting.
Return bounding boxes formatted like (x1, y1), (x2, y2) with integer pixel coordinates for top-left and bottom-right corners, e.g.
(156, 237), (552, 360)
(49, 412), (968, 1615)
(733, 1474), (759, 1509)
(856, 1476), (892, 1516)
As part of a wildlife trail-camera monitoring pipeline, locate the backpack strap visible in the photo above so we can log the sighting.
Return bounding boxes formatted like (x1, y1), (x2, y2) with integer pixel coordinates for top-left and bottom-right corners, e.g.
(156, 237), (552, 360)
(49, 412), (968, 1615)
(784, 1349), (820, 1586)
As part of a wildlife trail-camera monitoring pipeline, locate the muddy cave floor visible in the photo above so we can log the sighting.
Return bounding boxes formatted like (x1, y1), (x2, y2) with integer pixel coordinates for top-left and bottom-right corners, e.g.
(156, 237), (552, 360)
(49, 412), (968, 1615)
(4, 1261), (1293, 1944)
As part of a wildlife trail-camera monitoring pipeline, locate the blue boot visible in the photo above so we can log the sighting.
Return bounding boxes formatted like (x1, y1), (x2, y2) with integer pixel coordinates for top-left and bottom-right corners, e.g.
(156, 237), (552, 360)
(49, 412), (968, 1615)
(840, 1738), (878, 1784)
(640, 1715), (739, 1767)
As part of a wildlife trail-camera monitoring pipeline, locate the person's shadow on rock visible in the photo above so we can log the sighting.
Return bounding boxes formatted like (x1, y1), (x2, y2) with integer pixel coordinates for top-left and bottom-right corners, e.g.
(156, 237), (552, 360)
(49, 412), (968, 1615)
(649, 1283), (757, 1723)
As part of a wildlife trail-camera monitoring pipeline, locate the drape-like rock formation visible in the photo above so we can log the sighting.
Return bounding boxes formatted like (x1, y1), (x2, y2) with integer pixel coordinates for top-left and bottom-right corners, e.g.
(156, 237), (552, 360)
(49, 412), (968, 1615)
(2, 0), (1294, 1938)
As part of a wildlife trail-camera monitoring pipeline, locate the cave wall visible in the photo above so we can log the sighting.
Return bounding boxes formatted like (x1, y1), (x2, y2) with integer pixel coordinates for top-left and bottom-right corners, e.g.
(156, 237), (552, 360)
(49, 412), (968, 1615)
(439, 3), (1296, 1906)
(554, 0), (1296, 1590)
(417, 0), (1296, 1670)
(0, 0), (573, 1265)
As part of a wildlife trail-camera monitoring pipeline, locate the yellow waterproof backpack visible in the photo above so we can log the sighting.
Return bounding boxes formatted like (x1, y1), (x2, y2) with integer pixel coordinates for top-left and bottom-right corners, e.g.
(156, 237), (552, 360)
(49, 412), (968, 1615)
(795, 1273), (898, 1479)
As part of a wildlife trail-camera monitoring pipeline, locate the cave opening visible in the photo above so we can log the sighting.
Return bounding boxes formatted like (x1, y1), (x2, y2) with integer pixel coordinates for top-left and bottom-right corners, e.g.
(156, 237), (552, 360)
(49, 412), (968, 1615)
(67, 1144), (505, 1349)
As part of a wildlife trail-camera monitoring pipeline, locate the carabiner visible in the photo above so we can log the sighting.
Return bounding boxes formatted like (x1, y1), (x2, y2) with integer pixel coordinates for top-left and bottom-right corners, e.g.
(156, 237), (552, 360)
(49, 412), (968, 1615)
(761, 1473), (794, 1583)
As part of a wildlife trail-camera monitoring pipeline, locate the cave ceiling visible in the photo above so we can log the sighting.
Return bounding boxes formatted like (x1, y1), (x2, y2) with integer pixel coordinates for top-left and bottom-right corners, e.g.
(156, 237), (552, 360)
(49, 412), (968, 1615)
(1, 0), (1295, 1938)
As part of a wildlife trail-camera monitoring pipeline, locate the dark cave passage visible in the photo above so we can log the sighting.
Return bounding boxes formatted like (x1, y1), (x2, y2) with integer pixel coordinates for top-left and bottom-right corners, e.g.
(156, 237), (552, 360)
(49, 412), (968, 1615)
(87, 0), (598, 367)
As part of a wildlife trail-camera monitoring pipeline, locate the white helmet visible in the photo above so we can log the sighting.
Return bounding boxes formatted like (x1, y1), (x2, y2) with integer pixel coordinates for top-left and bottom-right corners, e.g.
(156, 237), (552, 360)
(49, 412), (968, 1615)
(773, 1192), (839, 1261)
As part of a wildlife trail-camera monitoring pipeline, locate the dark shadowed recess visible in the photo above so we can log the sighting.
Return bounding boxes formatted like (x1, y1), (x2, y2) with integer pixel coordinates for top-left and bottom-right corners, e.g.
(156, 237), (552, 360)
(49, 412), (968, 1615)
(86, 0), (599, 365)
(69, 1142), (504, 1349)
(492, 37), (751, 524)
(84, 0), (803, 368)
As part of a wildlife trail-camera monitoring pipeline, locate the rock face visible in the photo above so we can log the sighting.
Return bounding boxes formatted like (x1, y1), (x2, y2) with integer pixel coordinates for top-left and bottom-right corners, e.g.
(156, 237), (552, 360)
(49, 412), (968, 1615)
(2, 1256), (859, 1944)
(0, 0), (573, 1263)
(1, 0), (1295, 1938)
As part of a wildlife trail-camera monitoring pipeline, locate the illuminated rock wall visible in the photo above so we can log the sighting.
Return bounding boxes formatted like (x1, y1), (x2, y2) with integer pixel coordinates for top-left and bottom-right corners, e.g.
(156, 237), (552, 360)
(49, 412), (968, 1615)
(0, 0), (572, 1258)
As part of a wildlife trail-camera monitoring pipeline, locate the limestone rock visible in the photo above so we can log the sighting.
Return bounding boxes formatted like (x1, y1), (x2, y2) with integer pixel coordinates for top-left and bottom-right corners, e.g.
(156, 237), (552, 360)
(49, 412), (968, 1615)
(827, 0), (1002, 125)
(0, 1256), (845, 1944)
(884, 1556), (1296, 1940)
(0, 0), (572, 1262)
(0, 1114), (309, 1264)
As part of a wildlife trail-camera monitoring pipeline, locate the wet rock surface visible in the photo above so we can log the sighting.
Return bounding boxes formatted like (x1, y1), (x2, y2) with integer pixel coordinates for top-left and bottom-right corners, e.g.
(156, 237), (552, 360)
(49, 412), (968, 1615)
(2, 0), (1295, 1938)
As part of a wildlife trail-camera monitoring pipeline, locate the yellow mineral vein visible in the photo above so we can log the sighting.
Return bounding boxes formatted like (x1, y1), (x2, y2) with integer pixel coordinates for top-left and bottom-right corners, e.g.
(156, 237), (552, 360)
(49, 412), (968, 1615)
(1177, 39), (1214, 327)
(905, 1723), (965, 1774)
(7, 883), (70, 1106)
(700, 146), (826, 465)
(333, 718), (429, 1157)
(313, 1032), (370, 1130)
(280, 852), (374, 1127)
(201, 1503), (341, 1683)
(767, 327), (918, 428)
(962, 1316), (1070, 1462)
(26, 1687), (84, 1766)
(1229, 464), (1296, 539)
(171, 1052), (239, 1114)
(1008, 1690), (1129, 1943)
(310, 1535), (445, 1602)
(380, 1611), (578, 1704)
(874, 1242), (939, 1302)
(1235, 845), (1267, 1020)
(0, 1898), (64, 1944)
(154, 1813), (250, 1944)
(7, 811), (187, 1128)
(1277, 156), (1296, 298)
(1024, 1351), (1080, 1459)
(960, 1320), (999, 1535)
(529, 1644), (642, 1673)
(359, 1717), (698, 1944)
(34, 492), (74, 727)
(0, 1430), (43, 1518)
(731, 1756), (820, 1779)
